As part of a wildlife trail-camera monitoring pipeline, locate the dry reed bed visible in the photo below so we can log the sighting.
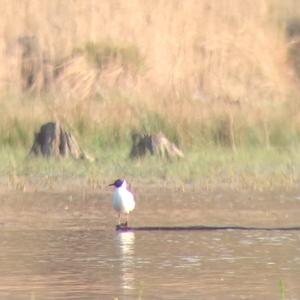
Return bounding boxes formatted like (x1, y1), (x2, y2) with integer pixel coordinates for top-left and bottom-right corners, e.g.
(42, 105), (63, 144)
(1, 0), (300, 148)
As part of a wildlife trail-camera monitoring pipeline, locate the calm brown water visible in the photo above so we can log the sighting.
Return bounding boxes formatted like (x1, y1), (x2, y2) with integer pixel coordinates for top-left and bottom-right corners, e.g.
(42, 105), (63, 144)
(0, 187), (299, 299)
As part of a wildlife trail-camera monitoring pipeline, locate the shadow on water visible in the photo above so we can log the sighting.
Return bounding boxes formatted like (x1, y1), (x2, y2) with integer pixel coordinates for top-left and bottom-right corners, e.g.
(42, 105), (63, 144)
(116, 224), (300, 232)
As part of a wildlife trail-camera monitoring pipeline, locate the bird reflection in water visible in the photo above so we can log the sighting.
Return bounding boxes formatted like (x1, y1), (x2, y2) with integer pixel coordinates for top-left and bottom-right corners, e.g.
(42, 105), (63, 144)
(116, 231), (136, 292)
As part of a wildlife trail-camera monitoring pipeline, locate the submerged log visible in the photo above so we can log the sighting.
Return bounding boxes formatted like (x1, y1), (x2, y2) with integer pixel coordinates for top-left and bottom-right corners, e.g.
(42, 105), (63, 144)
(29, 121), (94, 161)
(130, 131), (184, 159)
(116, 225), (300, 232)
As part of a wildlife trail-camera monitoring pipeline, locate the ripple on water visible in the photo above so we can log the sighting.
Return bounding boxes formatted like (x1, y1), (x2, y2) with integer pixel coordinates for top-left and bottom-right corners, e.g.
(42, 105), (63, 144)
(0, 189), (299, 299)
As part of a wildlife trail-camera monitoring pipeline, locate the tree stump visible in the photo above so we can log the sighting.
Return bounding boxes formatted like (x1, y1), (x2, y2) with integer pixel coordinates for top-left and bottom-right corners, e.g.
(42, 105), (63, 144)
(130, 131), (184, 159)
(18, 35), (55, 93)
(29, 121), (94, 161)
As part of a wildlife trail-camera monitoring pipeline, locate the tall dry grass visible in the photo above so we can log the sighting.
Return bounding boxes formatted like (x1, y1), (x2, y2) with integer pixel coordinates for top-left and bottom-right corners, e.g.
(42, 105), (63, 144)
(0, 0), (300, 148)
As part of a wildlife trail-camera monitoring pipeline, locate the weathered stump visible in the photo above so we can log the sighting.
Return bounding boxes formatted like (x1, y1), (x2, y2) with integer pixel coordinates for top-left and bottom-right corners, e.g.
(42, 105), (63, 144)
(29, 121), (94, 161)
(130, 131), (184, 159)
(18, 36), (55, 93)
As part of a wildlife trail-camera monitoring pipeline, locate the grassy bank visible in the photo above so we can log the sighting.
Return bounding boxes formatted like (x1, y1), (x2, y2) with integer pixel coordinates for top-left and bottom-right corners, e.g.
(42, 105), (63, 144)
(1, 1), (300, 189)
(0, 141), (299, 191)
(1, 93), (300, 190)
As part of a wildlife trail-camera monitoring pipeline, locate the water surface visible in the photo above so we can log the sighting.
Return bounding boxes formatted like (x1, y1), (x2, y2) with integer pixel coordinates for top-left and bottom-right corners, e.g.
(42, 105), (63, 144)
(0, 187), (299, 299)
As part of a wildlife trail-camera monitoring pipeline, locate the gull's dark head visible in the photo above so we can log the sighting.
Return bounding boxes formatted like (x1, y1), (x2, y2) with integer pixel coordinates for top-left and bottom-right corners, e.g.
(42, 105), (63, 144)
(108, 179), (124, 188)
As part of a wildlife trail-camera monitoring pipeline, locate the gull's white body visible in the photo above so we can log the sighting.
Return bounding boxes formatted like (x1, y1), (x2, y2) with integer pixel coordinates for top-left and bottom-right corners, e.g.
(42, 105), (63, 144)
(113, 180), (135, 215)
